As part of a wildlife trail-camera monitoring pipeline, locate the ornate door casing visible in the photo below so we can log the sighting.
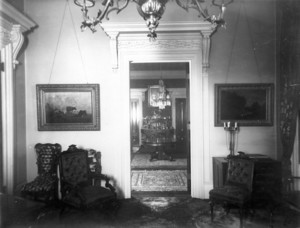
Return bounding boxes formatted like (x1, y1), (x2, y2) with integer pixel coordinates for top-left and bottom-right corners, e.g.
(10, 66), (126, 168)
(0, 1), (36, 194)
(102, 21), (215, 198)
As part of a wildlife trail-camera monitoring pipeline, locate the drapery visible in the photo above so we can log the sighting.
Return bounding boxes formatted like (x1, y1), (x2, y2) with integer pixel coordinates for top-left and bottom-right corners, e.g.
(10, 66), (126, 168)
(278, 0), (300, 190)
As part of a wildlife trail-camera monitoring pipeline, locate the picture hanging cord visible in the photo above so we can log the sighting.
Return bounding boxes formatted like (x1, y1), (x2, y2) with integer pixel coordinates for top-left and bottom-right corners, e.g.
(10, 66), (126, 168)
(47, 1), (67, 84)
(243, 0), (263, 83)
(68, 0), (89, 84)
(225, 1), (241, 83)
(225, 0), (263, 83)
(48, 0), (88, 84)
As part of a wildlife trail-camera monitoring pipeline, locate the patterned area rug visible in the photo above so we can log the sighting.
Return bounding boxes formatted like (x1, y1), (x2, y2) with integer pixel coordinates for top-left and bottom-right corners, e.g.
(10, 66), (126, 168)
(131, 170), (188, 191)
(131, 153), (187, 170)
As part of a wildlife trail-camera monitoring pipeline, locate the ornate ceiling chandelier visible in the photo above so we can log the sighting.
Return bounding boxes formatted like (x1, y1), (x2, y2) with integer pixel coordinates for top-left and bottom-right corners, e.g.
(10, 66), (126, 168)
(74, 0), (233, 39)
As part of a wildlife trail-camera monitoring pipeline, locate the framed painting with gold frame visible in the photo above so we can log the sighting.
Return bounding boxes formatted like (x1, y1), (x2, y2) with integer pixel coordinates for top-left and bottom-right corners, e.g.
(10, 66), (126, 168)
(36, 84), (100, 131)
(215, 83), (274, 126)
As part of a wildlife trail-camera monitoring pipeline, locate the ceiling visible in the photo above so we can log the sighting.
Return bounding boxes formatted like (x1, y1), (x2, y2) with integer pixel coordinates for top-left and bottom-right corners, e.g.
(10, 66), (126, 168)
(130, 62), (189, 79)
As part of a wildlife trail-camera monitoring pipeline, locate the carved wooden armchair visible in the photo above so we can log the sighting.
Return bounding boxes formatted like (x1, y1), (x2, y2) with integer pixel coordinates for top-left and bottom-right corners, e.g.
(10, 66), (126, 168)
(21, 143), (62, 202)
(209, 153), (254, 228)
(58, 145), (118, 212)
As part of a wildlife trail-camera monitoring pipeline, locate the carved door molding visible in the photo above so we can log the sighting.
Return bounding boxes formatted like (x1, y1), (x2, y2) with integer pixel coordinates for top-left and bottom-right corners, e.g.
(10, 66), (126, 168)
(102, 21), (215, 198)
(0, 2), (36, 193)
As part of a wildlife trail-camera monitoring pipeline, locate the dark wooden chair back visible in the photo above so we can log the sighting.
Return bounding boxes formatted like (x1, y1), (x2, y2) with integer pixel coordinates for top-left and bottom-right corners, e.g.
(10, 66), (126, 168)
(58, 145), (118, 210)
(21, 143), (62, 202)
(226, 156), (254, 192)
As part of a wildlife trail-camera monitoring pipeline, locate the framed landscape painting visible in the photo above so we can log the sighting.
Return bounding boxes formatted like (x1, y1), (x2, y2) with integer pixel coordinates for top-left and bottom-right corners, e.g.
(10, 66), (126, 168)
(36, 84), (100, 131)
(215, 83), (274, 126)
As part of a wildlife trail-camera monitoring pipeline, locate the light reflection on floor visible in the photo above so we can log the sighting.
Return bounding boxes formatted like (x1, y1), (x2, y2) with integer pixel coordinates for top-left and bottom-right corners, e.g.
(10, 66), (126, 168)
(139, 197), (182, 212)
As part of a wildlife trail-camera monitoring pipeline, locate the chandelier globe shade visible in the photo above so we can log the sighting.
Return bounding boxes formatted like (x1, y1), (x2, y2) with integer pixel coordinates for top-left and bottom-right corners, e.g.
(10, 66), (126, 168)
(136, 0), (167, 39)
(74, 0), (95, 8)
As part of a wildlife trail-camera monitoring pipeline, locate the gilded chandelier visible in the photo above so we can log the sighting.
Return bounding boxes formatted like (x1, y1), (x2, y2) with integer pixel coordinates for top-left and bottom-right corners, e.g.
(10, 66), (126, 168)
(151, 79), (171, 109)
(74, 0), (233, 39)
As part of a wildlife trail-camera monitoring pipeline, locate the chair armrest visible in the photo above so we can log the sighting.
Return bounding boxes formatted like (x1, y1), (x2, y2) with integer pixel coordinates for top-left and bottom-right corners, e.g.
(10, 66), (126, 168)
(91, 173), (116, 193)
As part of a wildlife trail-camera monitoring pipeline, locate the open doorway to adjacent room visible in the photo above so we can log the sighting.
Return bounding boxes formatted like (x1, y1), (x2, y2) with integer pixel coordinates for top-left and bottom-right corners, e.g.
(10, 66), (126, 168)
(129, 62), (190, 196)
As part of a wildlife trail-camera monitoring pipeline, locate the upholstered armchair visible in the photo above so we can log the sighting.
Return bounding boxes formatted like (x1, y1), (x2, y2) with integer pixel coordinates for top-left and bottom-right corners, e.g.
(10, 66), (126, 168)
(209, 153), (254, 228)
(282, 175), (300, 224)
(21, 143), (62, 202)
(58, 145), (118, 212)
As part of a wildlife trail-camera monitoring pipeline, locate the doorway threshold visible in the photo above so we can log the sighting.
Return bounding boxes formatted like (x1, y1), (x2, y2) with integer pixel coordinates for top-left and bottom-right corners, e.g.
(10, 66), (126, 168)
(131, 191), (190, 198)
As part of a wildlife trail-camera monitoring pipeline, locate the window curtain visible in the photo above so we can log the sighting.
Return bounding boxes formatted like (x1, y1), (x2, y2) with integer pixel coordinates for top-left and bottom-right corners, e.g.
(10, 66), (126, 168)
(278, 0), (300, 189)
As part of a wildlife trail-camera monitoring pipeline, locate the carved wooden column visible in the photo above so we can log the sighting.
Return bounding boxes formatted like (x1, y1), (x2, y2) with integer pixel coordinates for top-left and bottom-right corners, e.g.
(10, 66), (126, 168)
(0, 2), (36, 194)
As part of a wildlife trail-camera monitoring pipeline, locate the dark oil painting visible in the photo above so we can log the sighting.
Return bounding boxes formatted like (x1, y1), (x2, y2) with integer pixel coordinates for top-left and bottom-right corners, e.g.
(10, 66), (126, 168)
(37, 84), (100, 131)
(215, 84), (273, 126)
(45, 92), (92, 124)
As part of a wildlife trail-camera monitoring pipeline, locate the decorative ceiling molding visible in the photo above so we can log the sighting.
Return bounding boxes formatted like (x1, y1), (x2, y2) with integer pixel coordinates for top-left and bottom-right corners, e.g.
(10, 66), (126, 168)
(1, 1), (36, 32)
(101, 21), (216, 69)
(0, 1), (36, 67)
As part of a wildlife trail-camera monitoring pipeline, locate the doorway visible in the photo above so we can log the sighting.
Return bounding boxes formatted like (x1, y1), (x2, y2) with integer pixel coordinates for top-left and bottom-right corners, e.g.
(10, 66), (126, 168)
(0, 56), (2, 193)
(130, 62), (190, 196)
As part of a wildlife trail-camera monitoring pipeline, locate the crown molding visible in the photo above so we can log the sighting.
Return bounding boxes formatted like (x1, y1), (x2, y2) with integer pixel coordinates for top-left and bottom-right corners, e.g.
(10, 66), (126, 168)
(101, 21), (216, 69)
(0, 1), (37, 66)
(101, 21), (216, 35)
(1, 1), (36, 33)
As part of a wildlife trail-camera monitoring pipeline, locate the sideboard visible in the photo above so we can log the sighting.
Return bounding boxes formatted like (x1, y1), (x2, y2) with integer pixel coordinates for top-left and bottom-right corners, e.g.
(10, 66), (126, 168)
(212, 155), (282, 206)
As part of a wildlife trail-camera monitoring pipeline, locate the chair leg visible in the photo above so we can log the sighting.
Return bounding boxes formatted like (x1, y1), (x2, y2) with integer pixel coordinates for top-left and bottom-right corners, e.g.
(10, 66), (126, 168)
(224, 203), (231, 215)
(239, 208), (244, 228)
(209, 200), (214, 222)
(269, 210), (274, 228)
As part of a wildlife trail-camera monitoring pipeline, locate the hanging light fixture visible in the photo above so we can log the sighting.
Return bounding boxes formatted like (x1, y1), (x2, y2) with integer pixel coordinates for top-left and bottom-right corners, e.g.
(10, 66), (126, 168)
(150, 79), (171, 109)
(136, 0), (167, 40)
(157, 79), (171, 109)
(74, 0), (233, 39)
(149, 64), (171, 109)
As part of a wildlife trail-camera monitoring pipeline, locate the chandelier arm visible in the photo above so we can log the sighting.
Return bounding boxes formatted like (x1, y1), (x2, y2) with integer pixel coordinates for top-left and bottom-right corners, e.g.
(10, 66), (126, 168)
(175, 0), (203, 13)
(105, 0), (131, 20)
(94, 0), (114, 23)
(212, 0), (233, 20)
(81, 7), (90, 21)
(175, 0), (189, 11)
(193, 0), (210, 20)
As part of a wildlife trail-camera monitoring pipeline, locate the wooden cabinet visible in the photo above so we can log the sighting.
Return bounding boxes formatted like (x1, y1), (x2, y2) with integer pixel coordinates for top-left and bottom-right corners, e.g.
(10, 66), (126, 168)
(213, 155), (282, 205)
(212, 157), (228, 188)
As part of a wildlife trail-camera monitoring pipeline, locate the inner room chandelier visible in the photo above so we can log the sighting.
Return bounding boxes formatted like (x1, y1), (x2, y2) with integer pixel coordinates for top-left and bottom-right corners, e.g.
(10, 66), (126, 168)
(151, 79), (171, 109)
(74, 0), (233, 39)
